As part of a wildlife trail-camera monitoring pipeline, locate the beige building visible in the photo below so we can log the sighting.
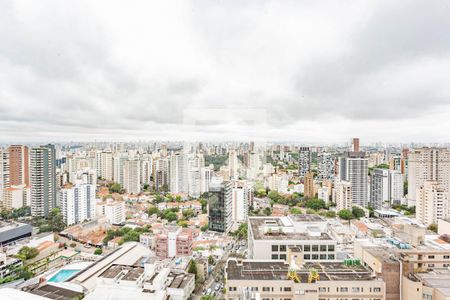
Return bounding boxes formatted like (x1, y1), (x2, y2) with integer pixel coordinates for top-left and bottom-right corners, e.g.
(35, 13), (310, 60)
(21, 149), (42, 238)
(416, 181), (448, 226)
(225, 259), (385, 300)
(333, 180), (352, 211)
(2, 184), (30, 210)
(248, 215), (337, 262)
(304, 172), (315, 199)
(403, 272), (450, 300)
(408, 148), (450, 202)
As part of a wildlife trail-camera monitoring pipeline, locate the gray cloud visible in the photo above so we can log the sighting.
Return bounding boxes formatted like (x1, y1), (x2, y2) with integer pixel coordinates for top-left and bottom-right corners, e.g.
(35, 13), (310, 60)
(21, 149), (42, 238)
(0, 0), (449, 142)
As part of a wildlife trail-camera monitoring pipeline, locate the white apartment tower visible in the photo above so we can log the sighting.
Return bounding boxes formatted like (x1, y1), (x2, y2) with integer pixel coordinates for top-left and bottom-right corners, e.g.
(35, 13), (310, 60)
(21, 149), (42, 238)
(0, 150), (9, 204)
(370, 168), (403, 209)
(123, 159), (141, 194)
(60, 183), (96, 225)
(169, 153), (188, 194)
(333, 180), (353, 211)
(97, 151), (113, 181)
(339, 152), (368, 207)
(416, 181), (448, 226)
(408, 148), (450, 201)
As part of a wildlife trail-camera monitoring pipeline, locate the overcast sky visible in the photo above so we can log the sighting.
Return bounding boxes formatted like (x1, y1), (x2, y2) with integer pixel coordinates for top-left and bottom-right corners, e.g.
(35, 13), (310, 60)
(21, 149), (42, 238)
(1, 0), (450, 144)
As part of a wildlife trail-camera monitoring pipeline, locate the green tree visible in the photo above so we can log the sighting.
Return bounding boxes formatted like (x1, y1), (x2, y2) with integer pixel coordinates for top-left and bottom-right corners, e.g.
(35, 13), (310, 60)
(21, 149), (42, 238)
(94, 248), (103, 255)
(109, 183), (123, 194)
(352, 206), (365, 219)
(147, 206), (159, 216)
(182, 208), (195, 219)
(163, 210), (178, 222)
(290, 207), (302, 215)
(325, 211), (336, 218)
(305, 199), (326, 211)
(338, 209), (353, 220)
(208, 255), (215, 265)
(188, 259), (198, 280)
(200, 224), (208, 232)
(17, 246), (39, 260)
(428, 223), (438, 233)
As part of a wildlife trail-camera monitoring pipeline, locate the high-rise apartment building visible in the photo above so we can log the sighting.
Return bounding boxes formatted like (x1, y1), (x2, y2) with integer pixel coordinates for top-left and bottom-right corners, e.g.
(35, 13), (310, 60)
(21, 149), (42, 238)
(8, 145), (29, 187)
(339, 152), (368, 207)
(317, 152), (335, 180)
(60, 183), (96, 225)
(416, 181), (448, 226)
(169, 153), (188, 194)
(231, 180), (252, 222)
(30, 144), (56, 217)
(113, 152), (128, 185)
(304, 172), (315, 199)
(370, 168), (403, 209)
(123, 159), (141, 194)
(298, 147), (311, 178)
(97, 151), (113, 181)
(208, 181), (233, 233)
(0, 150), (9, 204)
(407, 148), (450, 201)
(351, 137), (360, 152)
(333, 180), (353, 211)
(228, 148), (238, 180)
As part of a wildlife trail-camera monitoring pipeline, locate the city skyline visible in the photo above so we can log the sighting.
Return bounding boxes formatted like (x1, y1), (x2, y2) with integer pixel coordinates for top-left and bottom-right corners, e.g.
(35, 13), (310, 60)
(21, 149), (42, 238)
(1, 1), (450, 143)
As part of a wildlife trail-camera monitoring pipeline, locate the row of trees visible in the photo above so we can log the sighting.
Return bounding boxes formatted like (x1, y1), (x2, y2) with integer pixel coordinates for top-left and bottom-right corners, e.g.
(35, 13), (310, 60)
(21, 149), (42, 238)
(103, 226), (151, 245)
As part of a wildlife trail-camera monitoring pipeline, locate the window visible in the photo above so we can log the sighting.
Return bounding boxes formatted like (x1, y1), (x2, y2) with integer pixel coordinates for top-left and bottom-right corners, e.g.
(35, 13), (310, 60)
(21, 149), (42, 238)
(340, 288), (348, 292)
(320, 254), (327, 260)
(280, 254), (287, 260)
(280, 245), (287, 252)
(328, 254), (335, 260)
(319, 287), (327, 292)
(272, 245), (279, 252)
(444, 264), (449, 267)
(428, 255), (435, 259)
(272, 254), (279, 259)
(263, 287), (271, 292)
(444, 255), (450, 259)
(328, 245), (335, 251)
(312, 245), (319, 252)
(373, 288), (381, 293)
(304, 245), (311, 252)
(229, 287), (237, 291)
(428, 264), (435, 267)
(251, 287), (259, 291)
(304, 254), (311, 260)
(320, 245), (327, 251)
(423, 294), (432, 300)
(312, 254), (319, 260)
(284, 287), (292, 292)
(352, 287), (360, 293)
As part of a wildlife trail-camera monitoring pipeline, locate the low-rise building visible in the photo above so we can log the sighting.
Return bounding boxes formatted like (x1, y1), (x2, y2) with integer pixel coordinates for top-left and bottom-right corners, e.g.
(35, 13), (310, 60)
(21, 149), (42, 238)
(225, 259), (385, 300)
(248, 215), (337, 262)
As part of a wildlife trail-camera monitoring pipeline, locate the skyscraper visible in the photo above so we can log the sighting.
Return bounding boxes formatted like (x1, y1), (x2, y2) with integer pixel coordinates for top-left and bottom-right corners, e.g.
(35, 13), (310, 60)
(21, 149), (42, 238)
(169, 153), (188, 194)
(0, 150), (10, 203)
(333, 180), (353, 211)
(30, 144), (56, 217)
(8, 145), (29, 187)
(123, 159), (141, 194)
(339, 152), (368, 207)
(208, 181), (233, 233)
(370, 168), (403, 209)
(416, 181), (448, 226)
(60, 182), (96, 225)
(304, 172), (315, 199)
(317, 152), (335, 180)
(228, 148), (239, 180)
(351, 138), (360, 152)
(407, 148), (450, 201)
(298, 147), (311, 178)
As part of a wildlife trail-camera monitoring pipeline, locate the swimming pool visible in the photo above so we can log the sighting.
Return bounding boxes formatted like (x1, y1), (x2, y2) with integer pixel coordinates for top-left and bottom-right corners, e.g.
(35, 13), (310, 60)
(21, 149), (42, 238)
(48, 269), (81, 282)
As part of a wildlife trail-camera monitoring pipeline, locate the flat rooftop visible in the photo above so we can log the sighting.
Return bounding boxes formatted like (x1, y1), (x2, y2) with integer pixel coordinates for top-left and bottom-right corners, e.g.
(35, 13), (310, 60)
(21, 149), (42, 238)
(226, 259), (375, 282)
(168, 272), (195, 289)
(249, 217), (332, 241)
(98, 264), (145, 281)
(29, 284), (83, 300)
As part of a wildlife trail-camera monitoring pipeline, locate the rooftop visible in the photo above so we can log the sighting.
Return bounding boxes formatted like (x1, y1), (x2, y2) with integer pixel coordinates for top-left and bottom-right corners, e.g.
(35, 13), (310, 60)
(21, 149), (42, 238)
(249, 217), (332, 241)
(226, 259), (376, 282)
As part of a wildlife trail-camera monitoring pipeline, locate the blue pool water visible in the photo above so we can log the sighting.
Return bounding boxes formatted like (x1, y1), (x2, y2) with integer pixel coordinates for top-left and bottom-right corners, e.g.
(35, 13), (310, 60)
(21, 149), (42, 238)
(48, 269), (81, 282)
